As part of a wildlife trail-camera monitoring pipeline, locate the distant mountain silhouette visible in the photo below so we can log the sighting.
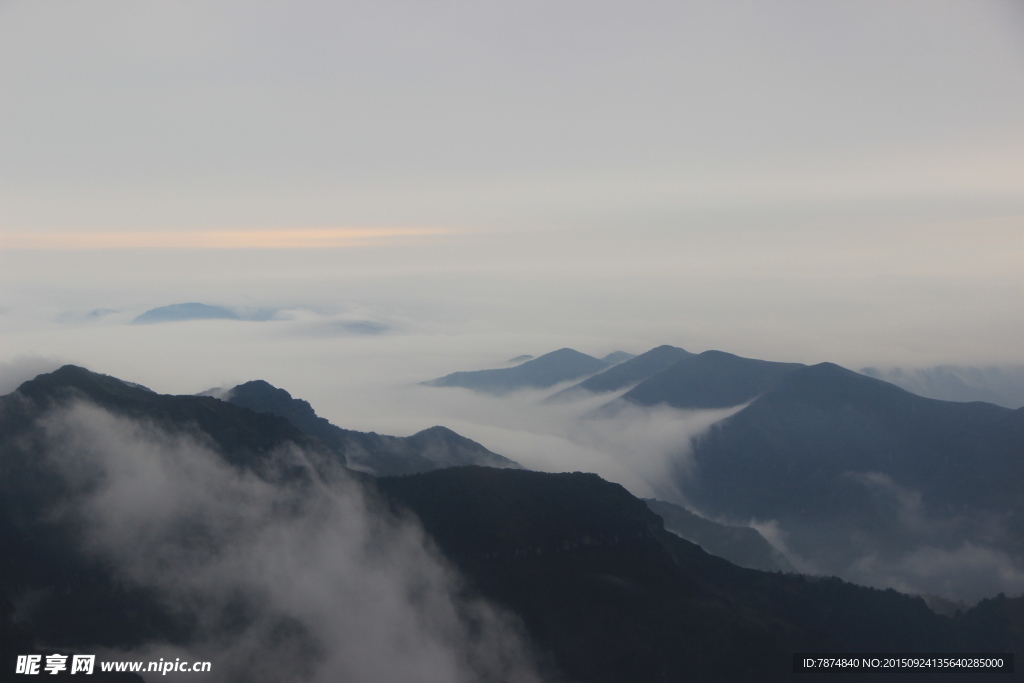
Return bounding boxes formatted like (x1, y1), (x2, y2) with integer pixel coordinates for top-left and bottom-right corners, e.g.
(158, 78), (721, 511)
(677, 362), (1024, 600)
(225, 379), (520, 475)
(619, 350), (804, 409)
(132, 302), (240, 324)
(600, 351), (635, 365)
(507, 354), (534, 363)
(132, 303), (278, 324)
(423, 348), (610, 394)
(548, 344), (693, 402)
(644, 499), (793, 572)
(862, 365), (1024, 409)
(541, 345), (1024, 600)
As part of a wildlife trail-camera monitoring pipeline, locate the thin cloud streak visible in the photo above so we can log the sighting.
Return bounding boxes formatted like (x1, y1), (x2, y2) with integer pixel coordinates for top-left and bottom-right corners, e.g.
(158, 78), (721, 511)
(0, 227), (456, 250)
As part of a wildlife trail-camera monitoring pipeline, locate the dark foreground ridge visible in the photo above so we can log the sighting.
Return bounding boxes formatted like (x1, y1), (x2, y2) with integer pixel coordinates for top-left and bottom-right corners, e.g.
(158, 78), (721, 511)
(379, 466), (1023, 682)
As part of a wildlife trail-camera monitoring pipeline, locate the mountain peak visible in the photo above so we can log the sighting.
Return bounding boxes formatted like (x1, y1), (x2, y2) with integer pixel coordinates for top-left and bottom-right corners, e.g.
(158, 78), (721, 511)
(223, 382), (521, 475)
(619, 350), (803, 409)
(424, 348), (609, 394)
(548, 344), (694, 400)
(229, 380), (308, 415)
(132, 302), (240, 324)
(600, 351), (635, 365)
(15, 364), (156, 404)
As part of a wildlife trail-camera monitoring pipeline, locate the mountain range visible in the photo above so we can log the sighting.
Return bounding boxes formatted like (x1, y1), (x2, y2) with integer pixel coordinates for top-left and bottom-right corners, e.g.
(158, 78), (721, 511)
(546, 344), (693, 402)
(421, 348), (632, 394)
(131, 302), (277, 324)
(432, 344), (805, 410)
(221, 379), (520, 475)
(428, 344), (1024, 602)
(132, 303), (241, 324)
(2, 364), (1023, 681)
(679, 361), (1024, 600)
(6, 362), (1024, 679)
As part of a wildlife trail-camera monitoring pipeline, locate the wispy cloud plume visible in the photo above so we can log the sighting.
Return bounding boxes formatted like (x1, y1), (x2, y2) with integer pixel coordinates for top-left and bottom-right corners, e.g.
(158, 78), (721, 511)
(39, 401), (542, 683)
(384, 383), (740, 504)
(0, 227), (454, 250)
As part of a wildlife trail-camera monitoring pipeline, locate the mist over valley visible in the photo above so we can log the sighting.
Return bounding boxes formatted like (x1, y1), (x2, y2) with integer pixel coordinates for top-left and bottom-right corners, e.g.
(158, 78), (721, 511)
(3, 359), (1024, 682)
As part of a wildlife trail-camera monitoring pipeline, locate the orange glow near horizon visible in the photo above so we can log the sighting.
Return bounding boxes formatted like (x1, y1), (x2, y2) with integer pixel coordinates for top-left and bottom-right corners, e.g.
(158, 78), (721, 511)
(0, 227), (455, 249)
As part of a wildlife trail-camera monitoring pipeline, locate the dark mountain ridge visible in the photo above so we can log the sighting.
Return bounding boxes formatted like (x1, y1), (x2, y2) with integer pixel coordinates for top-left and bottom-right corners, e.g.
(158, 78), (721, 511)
(423, 342), (1024, 601)
(618, 349), (805, 409)
(686, 362), (1024, 520)
(10, 365), (322, 469)
(0, 367), (342, 653)
(677, 361), (1024, 600)
(548, 344), (694, 402)
(422, 348), (610, 394)
(225, 379), (520, 475)
(599, 351), (635, 365)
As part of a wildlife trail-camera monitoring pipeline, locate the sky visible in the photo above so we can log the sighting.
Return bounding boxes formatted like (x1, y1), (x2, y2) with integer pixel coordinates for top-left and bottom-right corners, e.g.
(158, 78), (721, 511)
(2, 0), (1024, 397)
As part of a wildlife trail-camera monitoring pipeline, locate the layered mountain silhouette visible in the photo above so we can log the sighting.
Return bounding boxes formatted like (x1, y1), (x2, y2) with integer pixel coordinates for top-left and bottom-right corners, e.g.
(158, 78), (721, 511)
(3, 365), (1023, 682)
(547, 344), (694, 402)
(422, 348), (613, 393)
(132, 303), (240, 324)
(7, 366), (516, 479)
(551, 343), (1024, 600)
(599, 351), (635, 365)
(617, 350), (805, 409)
(425, 341), (1024, 600)
(223, 379), (520, 475)
(536, 346), (802, 411)
(132, 303), (276, 324)
(672, 362), (1024, 601)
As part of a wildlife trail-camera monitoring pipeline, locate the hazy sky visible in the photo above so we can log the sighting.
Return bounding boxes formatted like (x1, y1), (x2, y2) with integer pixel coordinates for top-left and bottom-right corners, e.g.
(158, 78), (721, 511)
(2, 0), (1024, 394)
